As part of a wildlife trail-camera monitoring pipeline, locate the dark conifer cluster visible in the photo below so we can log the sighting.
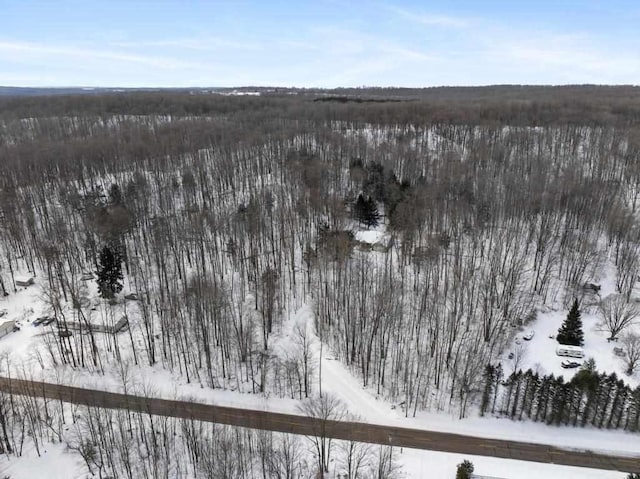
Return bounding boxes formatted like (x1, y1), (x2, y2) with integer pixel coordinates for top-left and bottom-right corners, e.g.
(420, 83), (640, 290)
(481, 364), (640, 431)
(557, 299), (585, 346)
(352, 193), (380, 228)
(96, 245), (123, 299)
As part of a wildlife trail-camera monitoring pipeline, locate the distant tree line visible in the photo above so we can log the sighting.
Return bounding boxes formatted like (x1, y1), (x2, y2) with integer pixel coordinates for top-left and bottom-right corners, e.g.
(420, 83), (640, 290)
(2, 85), (640, 127)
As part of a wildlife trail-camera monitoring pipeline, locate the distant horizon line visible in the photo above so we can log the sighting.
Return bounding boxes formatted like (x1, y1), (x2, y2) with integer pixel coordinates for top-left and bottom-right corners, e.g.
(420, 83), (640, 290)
(2, 83), (640, 90)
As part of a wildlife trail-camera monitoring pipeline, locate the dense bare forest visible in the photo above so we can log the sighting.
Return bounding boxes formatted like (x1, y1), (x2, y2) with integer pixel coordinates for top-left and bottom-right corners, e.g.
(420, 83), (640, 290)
(1, 86), (640, 476)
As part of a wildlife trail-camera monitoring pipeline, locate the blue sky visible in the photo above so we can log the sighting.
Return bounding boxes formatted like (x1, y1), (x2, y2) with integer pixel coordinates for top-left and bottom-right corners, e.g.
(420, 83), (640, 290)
(1, 0), (639, 87)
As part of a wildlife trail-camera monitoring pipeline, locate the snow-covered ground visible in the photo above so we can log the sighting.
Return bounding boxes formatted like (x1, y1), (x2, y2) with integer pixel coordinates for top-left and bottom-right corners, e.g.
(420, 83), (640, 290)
(0, 442), (86, 479)
(0, 278), (52, 362)
(1, 439), (628, 479)
(500, 268), (639, 388)
(319, 340), (640, 456)
(400, 448), (626, 479)
(354, 229), (390, 246)
(1, 274), (639, 479)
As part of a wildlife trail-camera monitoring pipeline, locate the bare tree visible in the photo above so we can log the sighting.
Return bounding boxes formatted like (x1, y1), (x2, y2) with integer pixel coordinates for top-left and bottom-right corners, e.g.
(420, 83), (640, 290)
(292, 321), (314, 398)
(598, 294), (640, 340)
(297, 394), (348, 475)
(616, 240), (640, 300)
(621, 332), (640, 375)
(373, 445), (402, 479)
(510, 342), (529, 374)
(259, 267), (280, 349)
(337, 438), (373, 479)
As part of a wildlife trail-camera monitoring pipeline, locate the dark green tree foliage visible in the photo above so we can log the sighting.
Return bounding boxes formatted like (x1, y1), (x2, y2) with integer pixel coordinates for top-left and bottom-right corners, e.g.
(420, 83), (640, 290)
(548, 377), (567, 425)
(557, 299), (584, 346)
(352, 194), (380, 228)
(455, 460), (474, 479)
(480, 364), (495, 416)
(383, 174), (411, 219)
(361, 161), (412, 220)
(480, 363), (640, 431)
(108, 183), (123, 206)
(628, 387), (640, 431)
(363, 162), (385, 202)
(479, 364), (504, 416)
(96, 245), (123, 299)
(520, 371), (540, 420)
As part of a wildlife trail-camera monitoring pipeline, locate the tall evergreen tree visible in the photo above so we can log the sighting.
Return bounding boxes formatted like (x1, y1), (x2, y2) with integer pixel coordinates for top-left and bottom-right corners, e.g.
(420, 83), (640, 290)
(521, 371), (540, 420)
(352, 193), (380, 228)
(491, 363), (503, 414)
(557, 299), (585, 346)
(628, 386), (640, 432)
(480, 364), (495, 416)
(534, 374), (550, 422)
(549, 377), (568, 425)
(96, 244), (123, 299)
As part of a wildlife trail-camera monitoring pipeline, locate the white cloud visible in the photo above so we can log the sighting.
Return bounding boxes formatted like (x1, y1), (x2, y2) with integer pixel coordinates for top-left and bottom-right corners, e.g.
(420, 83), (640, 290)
(480, 31), (640, 84)
(109, 37), (263, 52)
(1, 10), (638, 88)
(389, 6), (469, 28)
(0, 40), (218, 71)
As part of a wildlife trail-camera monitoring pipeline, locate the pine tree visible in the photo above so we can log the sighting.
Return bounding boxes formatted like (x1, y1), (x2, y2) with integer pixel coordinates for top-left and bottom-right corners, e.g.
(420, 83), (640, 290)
(510, 371), (523, 419)
(455, 460), (474, 479)
(596, 373), (618, 428)
(548, 377), (566, 425)
(491, 363), (503, 414)
(364, 196), (380, 228)
(610, 381), (629, 429)
(352, 193), (380, 228)
(627, 386), (640, 432)
(480, 364), (495, 416)
(521, 371), (540, 420)
(535, 374), (553, 423)
(557, 299), (584, 346)
(96, 245), (123, 299)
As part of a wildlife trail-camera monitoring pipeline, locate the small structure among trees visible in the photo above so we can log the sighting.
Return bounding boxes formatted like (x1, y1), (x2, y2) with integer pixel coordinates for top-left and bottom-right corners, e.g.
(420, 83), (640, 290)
(354, 230), (392, 253)
(0, 320), (16, 339)
(557, 299), (584, 346)
(62, 316), (129, 334)
(14, 276), (34, 287)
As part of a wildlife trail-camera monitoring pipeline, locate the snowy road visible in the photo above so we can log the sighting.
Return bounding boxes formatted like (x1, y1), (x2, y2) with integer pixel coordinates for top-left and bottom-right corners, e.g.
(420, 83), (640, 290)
(1, 376), (638, 474)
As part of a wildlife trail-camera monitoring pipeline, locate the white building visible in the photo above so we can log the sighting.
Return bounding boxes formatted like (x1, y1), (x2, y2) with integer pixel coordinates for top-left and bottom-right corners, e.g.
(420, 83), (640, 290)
(0, 320), (15, 339)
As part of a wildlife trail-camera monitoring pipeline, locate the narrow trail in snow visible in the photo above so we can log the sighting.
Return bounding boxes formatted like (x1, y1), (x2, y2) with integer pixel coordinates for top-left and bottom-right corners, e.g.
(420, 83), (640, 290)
(0, 377), (638, 474)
